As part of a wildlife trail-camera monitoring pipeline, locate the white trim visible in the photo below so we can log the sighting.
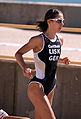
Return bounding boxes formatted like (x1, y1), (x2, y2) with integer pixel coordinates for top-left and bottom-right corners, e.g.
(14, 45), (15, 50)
(43, 33), (57, 42)
(49, 84), (56, 94)
(28, 81), (44, 93)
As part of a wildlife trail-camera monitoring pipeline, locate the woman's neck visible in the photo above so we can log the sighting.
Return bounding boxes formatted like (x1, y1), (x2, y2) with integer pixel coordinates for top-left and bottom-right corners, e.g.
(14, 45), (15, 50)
(44, 30), (56, 40)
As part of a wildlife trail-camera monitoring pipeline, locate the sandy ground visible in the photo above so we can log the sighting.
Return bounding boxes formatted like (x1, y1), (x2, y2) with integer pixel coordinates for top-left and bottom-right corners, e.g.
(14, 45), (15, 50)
(0, 27), (81, 63)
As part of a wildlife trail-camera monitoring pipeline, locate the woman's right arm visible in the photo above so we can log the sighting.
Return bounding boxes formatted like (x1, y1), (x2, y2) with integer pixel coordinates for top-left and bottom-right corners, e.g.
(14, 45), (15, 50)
(15, 36), (40, 79)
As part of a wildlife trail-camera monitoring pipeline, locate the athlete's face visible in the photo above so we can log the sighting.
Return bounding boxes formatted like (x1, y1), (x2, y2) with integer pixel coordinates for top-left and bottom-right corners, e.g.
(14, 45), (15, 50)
(47, 13), (64, 33)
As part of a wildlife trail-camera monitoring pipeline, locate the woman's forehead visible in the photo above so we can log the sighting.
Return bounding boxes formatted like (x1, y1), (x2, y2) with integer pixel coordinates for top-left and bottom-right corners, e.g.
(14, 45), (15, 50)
(56, 13), (64, 19)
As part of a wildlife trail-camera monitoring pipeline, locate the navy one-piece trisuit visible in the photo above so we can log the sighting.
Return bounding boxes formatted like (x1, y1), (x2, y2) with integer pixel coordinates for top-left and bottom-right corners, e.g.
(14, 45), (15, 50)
(29, 33), (61, 95)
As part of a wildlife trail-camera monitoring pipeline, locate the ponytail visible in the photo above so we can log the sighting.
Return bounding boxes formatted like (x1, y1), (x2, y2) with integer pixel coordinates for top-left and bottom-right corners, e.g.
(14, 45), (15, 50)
(37, 20), (48, 32)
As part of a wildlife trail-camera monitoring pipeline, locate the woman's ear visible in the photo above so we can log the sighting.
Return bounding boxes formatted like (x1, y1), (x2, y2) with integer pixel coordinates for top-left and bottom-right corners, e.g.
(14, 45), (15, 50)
(47, 19), (51, 24)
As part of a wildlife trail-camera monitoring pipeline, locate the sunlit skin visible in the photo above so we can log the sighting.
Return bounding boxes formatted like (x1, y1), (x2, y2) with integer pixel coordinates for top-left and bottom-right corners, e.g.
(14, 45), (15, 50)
(15, 11), (70, 119)
(44, 13), (64, 40)
(44, 13), (70, 65)
(15, 13), (70, 80)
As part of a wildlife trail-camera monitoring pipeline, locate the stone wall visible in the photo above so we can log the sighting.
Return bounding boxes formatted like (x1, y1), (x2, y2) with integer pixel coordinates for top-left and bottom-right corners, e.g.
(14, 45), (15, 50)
(0, 59), (81, 119)
(0, 2), (81, 28)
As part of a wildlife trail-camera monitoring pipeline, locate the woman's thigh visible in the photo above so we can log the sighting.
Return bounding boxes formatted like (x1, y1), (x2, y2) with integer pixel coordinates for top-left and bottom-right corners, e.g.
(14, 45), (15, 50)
(28, 83), (56, 119)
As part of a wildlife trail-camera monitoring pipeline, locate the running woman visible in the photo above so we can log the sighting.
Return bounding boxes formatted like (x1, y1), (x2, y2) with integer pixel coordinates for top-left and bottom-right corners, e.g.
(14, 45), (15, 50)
(15, 8), (70, 119)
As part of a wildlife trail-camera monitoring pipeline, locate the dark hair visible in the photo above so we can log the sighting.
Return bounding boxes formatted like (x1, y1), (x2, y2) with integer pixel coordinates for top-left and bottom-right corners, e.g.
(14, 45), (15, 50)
(37, 9), (63, 32)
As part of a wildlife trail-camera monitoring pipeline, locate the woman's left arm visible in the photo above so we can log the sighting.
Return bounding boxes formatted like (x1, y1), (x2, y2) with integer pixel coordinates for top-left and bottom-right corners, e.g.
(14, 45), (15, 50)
(58, 57), (70, 65)
(58, 35), (70, 65)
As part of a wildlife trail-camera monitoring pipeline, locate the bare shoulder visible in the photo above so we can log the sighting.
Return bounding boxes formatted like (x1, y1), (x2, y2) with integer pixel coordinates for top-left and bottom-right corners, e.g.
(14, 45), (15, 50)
(29, 34), (42, 45)
(16, 34), (43, 55)
(57, 34), (64, 46)
(28, 34), (43, 52)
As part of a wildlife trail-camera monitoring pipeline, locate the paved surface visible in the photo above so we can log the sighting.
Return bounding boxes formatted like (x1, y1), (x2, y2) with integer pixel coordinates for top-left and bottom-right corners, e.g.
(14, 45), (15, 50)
(0, 27), (81, 63)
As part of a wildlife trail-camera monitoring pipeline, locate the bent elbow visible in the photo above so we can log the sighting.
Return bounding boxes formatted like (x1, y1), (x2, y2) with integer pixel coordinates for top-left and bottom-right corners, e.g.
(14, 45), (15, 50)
(15, 51), (18, 58)
(15, 51), (22, 59)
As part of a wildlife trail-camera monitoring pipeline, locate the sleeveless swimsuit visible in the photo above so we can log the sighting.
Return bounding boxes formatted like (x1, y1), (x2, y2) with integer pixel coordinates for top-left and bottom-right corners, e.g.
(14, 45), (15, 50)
(29, 33), (61, 95)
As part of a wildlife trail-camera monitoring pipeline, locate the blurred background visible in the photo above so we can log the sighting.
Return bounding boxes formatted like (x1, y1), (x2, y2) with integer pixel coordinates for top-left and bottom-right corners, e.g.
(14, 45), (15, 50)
(0, 1), (81, 119)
